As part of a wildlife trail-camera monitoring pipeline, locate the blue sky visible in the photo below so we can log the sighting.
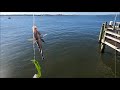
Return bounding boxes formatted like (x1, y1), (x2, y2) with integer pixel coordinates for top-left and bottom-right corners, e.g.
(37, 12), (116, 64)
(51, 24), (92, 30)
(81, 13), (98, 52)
(0, 12), (119, 15)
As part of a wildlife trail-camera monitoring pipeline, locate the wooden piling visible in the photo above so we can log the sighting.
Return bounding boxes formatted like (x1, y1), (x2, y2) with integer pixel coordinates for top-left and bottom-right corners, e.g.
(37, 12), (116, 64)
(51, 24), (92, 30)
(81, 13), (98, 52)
(100, 22), (107, 53)
(98, 23), (104, 43)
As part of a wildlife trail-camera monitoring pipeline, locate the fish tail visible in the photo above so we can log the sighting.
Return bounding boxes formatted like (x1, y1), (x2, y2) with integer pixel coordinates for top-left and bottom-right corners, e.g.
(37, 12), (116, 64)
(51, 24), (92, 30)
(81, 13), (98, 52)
(38, 49), (44, 60)
(40, 49), (45, 60)
(36, 40), (45, 60)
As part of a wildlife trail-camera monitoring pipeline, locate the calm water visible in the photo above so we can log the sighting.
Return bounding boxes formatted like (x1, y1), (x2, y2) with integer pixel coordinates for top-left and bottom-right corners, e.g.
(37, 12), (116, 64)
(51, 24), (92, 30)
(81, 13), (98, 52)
(0, 15), (120, 78)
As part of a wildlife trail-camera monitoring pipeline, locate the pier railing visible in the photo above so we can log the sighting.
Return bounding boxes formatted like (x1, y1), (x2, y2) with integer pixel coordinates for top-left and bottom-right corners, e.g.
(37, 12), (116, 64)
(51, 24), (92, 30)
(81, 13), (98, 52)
(99, 22), (120, 53)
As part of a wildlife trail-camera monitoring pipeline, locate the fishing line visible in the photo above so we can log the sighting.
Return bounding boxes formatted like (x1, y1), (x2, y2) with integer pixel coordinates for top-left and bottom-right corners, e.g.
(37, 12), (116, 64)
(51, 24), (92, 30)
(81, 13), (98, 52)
(32, 14), (42, 78)
(113, 12), (118, 78)
(33, 14), (36, 60)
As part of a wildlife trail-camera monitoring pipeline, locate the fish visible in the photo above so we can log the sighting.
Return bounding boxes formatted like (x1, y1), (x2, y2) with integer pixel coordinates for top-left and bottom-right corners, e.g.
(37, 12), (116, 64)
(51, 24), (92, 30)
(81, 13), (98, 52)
(32, 25), (45, 60)
(28, 34), (47, 42)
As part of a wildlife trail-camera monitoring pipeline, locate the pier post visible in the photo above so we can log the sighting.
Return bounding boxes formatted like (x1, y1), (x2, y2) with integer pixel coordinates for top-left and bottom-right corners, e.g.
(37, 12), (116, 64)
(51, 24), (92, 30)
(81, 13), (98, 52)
(105, 22), (107, 28)
(100, 22), (107, 53)
(99, 23), (105, 43)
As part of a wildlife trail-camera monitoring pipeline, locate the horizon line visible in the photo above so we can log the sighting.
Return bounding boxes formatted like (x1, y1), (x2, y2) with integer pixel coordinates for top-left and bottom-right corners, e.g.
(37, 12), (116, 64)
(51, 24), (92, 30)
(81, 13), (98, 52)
(0, 12), (119, 15)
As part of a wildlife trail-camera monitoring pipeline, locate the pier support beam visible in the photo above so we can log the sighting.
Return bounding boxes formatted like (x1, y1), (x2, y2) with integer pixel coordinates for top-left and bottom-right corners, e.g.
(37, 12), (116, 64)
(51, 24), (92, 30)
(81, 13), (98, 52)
(99, 23), (105, 43)
(100, 22), (107, 53)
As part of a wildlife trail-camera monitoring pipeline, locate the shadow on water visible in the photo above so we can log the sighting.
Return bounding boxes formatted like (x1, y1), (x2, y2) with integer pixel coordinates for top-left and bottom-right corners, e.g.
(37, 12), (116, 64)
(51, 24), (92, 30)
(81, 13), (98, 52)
(96, 53), (115, 78)
(96, 44), (120, 78)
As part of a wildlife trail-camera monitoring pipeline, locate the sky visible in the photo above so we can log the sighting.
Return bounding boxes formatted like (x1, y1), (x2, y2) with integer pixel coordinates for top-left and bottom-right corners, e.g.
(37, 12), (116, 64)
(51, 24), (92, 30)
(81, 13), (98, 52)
(0, 12), (119, 15)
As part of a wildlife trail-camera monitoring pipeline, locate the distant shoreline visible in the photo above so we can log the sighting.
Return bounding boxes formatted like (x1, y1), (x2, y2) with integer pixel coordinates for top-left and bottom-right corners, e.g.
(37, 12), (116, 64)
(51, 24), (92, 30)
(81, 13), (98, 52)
(0, 14), (79, 16)
(0, 14), (115, 16)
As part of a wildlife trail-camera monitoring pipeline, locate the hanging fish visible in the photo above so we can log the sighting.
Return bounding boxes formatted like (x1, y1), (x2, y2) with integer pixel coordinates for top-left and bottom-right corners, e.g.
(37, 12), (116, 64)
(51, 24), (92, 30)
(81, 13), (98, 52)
(32, 25), (45, 60)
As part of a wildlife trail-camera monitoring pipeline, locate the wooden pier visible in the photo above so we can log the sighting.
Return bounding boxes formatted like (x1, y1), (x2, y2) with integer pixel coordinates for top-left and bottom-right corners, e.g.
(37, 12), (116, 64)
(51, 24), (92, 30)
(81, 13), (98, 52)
(99, 22), (120, 53)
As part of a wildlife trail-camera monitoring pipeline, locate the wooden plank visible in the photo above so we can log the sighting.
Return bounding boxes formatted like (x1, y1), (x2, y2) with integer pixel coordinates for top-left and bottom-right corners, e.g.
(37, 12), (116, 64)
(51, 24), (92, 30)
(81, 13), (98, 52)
(101, 40), (120, 52)
(105, 31), (120, 37)
(107, 27), (113, 30)
(107, 27), (120, 30)
(105, 35), (120, 43)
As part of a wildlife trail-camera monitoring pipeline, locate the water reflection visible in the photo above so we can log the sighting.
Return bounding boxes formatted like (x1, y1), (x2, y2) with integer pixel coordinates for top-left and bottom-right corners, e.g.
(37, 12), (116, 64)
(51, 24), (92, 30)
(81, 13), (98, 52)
(96, 45), (120, 78)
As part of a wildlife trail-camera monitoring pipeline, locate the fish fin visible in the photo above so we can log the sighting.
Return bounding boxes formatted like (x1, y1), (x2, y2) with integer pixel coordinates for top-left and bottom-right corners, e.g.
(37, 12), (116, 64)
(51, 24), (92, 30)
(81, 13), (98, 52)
(41, 38), (45, 43)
